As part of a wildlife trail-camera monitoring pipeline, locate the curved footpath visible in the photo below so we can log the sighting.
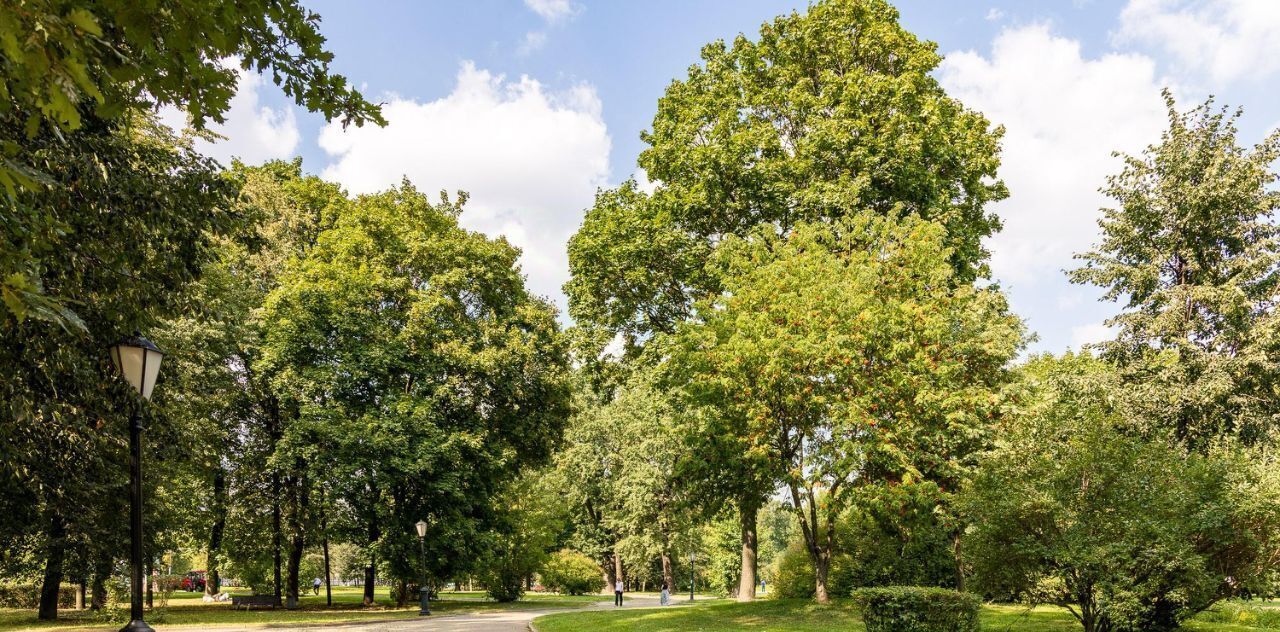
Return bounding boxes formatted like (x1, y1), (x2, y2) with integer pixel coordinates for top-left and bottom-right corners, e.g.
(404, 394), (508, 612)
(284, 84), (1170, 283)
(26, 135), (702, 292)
(191, 595), (670, 632)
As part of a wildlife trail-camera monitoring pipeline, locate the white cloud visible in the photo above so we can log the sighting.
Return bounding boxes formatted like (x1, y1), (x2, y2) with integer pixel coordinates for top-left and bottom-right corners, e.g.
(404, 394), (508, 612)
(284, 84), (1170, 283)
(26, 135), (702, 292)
(938, 24), (1167, 286)
(518, 31), (548, 56)
(985, 8), (1005, 21)
(158, 68), (299, 166)
(1070, 321), (1115, 348)
(524, 0), (578, 23)
(1116, 0), (1280, 85)
(633, 167), (659, 194)
(318, 62), (611, 312)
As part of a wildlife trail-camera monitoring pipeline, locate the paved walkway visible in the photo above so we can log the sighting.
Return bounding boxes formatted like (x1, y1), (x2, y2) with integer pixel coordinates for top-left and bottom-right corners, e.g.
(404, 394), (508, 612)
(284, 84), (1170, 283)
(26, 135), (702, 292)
(195, 595), (669, 632)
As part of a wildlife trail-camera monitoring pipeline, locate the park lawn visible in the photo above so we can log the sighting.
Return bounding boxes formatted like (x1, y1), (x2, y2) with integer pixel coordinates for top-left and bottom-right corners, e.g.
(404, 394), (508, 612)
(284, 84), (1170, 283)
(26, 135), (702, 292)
(0, 586), (609, 631)
(531, 598), (1280, 632)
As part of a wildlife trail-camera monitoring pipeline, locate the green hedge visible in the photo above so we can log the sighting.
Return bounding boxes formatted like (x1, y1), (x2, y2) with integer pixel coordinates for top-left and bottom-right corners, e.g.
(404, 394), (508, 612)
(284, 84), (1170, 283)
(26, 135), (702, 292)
(852, 586), (981, 632)
(0, 584), (78, 609)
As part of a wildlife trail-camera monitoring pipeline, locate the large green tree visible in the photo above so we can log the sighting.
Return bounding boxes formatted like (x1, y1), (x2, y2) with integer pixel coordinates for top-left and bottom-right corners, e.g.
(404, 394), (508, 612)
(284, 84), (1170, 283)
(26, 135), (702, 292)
(0, 108), (240, 619)
(258, 183), (571, 604)
(565, 0), (1008, 598)
(1071, 92), (1280, 448)
(667, 214), (1021, 603)
(0, 0), (384, 328)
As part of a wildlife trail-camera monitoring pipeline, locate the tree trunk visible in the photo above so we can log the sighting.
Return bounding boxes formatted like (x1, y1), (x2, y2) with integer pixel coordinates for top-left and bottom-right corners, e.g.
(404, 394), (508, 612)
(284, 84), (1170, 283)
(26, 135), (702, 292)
(737, 502), (758, 602)
(38, 513), (66, 620)
(76, 579), (85, 610)
(613, 548), (624, 590)
(285, 470), (307, 609)
(363, 559), (376, 605)
(661, 551), (674, 594)
(205, 467), (226, 597)
(146, 558), (153, 608)
(600, 552), (615, 594)
(813, 550), (831, 604)
(322, 517), (333, 606)
(952, 532), (965, 591)
(91, 553), (110, 611)
(270, 398), (283, 606)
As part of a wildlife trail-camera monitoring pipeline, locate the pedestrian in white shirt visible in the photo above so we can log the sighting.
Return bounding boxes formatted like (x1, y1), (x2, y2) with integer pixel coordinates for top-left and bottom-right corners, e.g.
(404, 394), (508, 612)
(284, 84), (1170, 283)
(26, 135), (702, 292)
(614, 579), (624, 606)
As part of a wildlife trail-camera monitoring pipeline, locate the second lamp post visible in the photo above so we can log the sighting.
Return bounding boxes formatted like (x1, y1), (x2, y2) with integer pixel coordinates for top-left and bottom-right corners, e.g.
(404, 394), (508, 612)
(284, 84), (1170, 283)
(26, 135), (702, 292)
(415, 519), (430, 616)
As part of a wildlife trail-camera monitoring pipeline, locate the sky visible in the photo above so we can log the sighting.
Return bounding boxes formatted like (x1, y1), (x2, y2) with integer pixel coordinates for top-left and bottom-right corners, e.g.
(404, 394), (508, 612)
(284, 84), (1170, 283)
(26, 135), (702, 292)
(175, 0), (1280, 355)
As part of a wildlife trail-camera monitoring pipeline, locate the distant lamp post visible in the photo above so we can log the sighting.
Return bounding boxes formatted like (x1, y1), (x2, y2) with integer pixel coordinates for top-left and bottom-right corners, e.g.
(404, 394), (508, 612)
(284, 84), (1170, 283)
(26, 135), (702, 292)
(415, 519), (430, 616)
(109, 333), (164, 632)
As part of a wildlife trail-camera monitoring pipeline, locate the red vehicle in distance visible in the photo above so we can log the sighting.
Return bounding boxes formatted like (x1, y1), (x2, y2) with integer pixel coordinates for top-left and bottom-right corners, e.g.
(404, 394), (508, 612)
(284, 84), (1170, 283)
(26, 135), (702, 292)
(180, 571), (207, 592)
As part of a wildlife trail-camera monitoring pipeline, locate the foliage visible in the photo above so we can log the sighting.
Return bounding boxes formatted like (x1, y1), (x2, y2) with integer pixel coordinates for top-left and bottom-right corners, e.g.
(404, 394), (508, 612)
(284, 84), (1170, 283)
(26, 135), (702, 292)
(0, 0), (383, 327)
(668, 213), (1021, 601)
(1196, 602), (1280, 629)
(258, 181), (571, 593)
(480, 475), (568, 602)
(540, 550), (602, 596)
(0, 584), (76, 609)
(0, 108), (240, 617)
(851, 586), (981, 632)
(839, 482), (961, 589)
(1070, 91), (1280, 448)
(567, 0), (1008, 355)
(963, 353), (1280, 632)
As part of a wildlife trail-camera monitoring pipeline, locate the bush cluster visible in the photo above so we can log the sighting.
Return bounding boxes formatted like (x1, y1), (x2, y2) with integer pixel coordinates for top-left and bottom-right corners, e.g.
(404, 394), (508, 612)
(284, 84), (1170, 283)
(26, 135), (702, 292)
(0, 584), (77, 609)
(539, 550), (600, 596)
(851, 586), (980, 632)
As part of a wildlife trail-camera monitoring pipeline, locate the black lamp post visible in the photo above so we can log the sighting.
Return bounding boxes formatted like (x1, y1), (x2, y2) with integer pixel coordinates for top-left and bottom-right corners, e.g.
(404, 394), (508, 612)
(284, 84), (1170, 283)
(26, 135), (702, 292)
(109, 334), (164, 632)
(415, 520), (430, 616)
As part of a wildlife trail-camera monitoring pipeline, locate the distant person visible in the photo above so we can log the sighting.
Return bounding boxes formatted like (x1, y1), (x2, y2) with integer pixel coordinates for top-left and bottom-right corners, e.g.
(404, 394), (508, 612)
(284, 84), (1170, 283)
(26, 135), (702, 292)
(660, 582), (670, 606)
(312, 577), (322, 595)
(614, 579), (624, 606)
(761, 578), (766, 594)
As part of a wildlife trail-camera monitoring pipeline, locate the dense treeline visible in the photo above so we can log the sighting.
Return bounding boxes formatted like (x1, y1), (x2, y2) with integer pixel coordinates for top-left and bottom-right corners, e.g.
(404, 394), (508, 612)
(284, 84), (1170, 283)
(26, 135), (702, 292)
(3, 2), (1280, 632)
(557, 2), (1280, 632)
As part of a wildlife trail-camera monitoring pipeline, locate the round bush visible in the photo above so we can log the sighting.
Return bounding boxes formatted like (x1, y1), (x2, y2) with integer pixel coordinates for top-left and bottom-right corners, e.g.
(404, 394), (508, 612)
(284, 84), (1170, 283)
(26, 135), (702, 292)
(852, 586), (980, 632)
(539, 550), (601, 596)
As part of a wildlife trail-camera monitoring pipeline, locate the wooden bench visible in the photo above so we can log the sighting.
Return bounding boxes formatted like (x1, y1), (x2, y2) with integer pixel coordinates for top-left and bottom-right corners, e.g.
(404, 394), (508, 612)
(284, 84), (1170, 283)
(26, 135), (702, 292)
(231, 594), (279, 609)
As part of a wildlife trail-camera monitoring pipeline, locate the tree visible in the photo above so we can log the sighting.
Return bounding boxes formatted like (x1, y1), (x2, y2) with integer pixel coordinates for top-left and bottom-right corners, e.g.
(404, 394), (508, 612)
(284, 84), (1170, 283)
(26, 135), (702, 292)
(964, 353), (1280, 632)
(566, 0), (1008, 598)
(0, 108), (240, 619)
(667, 213), (1021, 603)
(0, 0), (384, 328)
(258, 182), (571, 604)
(1070, 91), (1280, 448)
(604, 370), (697, 594)
(479, 475), (567, 602)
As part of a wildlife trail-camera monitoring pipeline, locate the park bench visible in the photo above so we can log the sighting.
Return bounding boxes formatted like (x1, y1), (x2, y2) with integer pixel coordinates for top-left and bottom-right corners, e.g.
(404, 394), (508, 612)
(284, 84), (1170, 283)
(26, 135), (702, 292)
(231, 594), (279, 609)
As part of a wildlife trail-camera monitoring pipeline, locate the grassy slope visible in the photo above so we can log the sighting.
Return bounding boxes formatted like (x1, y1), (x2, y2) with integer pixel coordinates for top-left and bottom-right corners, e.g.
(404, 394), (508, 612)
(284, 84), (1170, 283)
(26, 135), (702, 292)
(531, 599), (1280, 632)
(0, 587), (609, 631)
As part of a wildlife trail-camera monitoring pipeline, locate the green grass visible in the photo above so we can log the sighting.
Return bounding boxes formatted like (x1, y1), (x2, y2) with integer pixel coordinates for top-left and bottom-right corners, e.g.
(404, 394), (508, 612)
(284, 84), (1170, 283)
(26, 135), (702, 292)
(0, 586), (610, 631)
(531, 598), (1280, 632)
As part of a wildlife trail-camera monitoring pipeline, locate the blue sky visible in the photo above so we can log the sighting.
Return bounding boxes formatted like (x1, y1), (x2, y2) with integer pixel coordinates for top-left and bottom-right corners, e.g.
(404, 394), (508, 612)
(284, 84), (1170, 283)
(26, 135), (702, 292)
(179, 0), (1280, 355)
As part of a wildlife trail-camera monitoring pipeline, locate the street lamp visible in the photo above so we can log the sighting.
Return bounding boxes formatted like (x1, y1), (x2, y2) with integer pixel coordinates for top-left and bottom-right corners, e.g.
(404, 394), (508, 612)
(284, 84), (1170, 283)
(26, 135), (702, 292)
(109, 333), (163, 632)
(415, 519), (430, 616)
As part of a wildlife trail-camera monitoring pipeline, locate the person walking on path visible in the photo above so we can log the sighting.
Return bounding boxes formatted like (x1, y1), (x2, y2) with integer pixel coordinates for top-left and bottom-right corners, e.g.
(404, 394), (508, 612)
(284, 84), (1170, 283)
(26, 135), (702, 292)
(614, 579), (624, 606)
(660, 582), (670, 606)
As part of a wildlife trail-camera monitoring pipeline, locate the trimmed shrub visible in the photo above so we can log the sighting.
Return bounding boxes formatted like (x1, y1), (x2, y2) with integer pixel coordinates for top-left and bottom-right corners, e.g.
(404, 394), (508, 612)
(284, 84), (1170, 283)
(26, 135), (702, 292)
(0, 584), (78, 609)
(539, 550), (600, 596)
(852, 586), (980, 632)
